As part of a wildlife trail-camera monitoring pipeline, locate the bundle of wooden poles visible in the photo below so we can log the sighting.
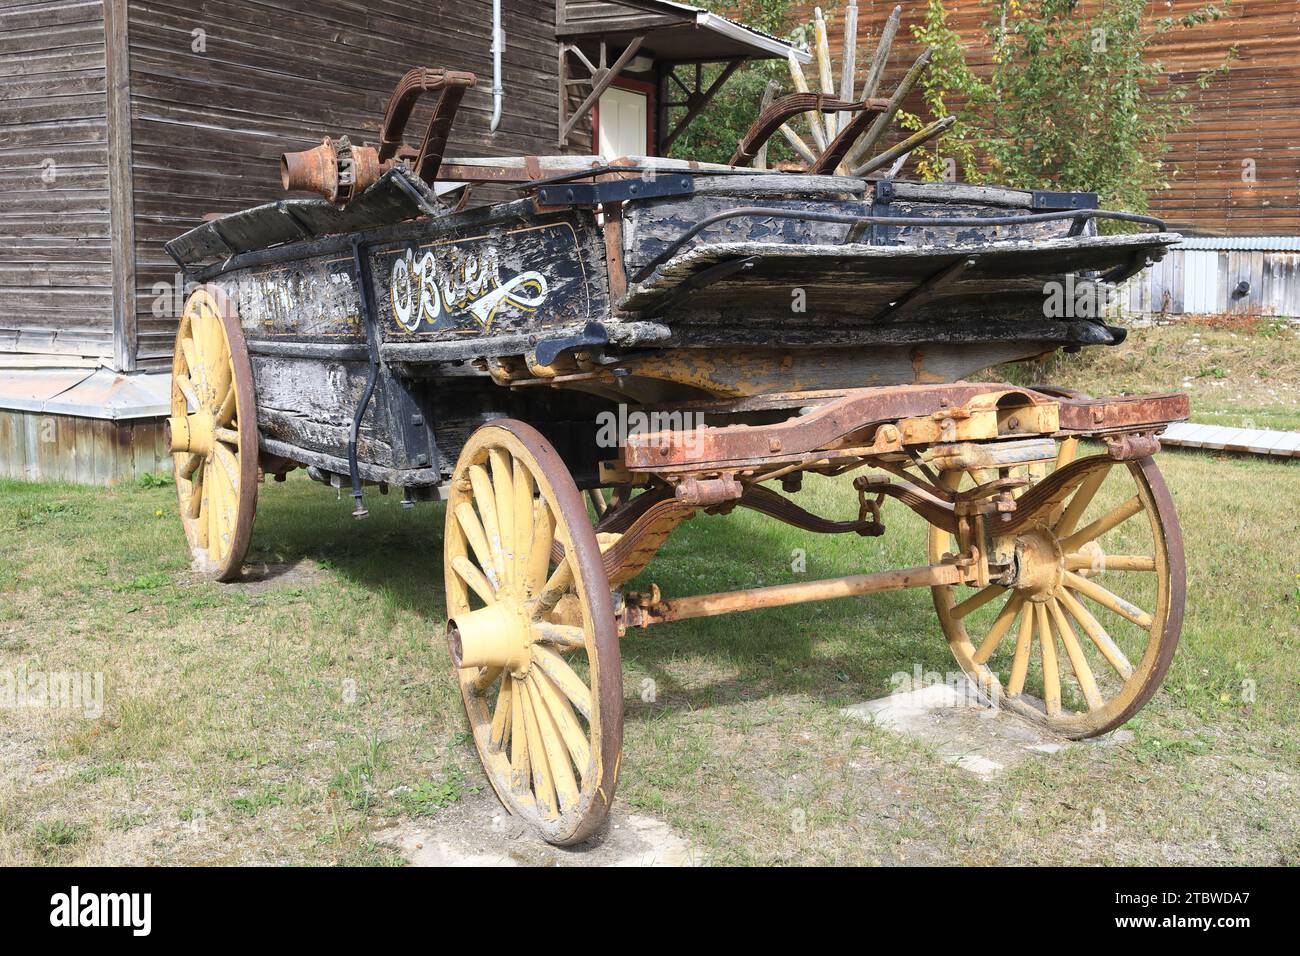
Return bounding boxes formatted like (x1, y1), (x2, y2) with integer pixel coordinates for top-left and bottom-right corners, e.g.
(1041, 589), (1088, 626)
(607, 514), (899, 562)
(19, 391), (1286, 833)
(752, 2), (954, 178)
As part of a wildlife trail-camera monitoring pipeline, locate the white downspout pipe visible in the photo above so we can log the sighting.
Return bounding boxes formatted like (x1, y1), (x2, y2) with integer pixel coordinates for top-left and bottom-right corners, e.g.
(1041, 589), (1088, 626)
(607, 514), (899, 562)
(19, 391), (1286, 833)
(489, 0), (504, 132)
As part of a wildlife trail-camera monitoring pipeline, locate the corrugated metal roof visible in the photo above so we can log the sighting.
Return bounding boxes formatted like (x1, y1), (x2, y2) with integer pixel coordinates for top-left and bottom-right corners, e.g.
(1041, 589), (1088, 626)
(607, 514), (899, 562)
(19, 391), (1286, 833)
(0, 368), (169, 419)
(616, 0), (811, 61)
(1174, 236), (1300, 252)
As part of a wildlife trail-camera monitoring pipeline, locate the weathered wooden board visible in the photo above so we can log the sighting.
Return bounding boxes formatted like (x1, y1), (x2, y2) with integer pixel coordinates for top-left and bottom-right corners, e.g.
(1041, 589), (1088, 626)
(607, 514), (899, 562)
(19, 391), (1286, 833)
(0, 409), (168, 486)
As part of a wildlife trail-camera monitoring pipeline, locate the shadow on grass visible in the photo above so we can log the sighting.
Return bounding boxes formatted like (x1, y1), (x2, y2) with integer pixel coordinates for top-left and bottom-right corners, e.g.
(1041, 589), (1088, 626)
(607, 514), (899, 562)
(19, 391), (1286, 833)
(246, 476), (957, 716)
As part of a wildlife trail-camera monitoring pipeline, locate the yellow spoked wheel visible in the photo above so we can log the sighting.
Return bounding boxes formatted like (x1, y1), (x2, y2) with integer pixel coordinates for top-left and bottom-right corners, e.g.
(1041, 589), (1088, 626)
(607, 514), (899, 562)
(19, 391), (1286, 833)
(444, 420), (623, 845)
(928, 440), (1185, 738)
(168, 284), (258, 581)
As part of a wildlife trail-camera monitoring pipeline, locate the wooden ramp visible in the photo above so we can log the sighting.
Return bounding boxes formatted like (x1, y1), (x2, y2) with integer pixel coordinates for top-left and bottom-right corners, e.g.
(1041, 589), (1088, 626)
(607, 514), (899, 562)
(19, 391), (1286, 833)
(1161, 422), (1300, 458)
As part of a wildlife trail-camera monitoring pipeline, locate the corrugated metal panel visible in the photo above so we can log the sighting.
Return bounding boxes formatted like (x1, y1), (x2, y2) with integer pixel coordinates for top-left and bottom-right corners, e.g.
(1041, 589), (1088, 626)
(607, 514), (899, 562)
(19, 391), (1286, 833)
(1183, 251), (1219, 313)
(0, 368), (170, 420)
(1120, 247), (1300, 317)
(1175, 236), (1300, 251)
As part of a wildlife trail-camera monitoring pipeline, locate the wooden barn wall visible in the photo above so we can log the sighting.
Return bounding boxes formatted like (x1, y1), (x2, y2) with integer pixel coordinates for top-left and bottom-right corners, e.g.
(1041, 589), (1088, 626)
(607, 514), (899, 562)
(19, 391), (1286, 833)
(0, 0), (113, 361)
(0, 407), (169, 484)
(782, 0), (1299, 236)
(125, 0), (588, 369)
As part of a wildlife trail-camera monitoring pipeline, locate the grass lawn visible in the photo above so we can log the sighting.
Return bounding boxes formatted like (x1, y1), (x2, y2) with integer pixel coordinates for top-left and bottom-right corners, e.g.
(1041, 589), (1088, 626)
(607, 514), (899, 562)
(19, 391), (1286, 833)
(2, 439), (1297, 865)
(989, 315), (1300, 432)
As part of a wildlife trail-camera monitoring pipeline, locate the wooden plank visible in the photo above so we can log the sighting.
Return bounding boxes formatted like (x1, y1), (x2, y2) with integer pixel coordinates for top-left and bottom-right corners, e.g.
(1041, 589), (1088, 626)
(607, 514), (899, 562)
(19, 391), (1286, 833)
(105, 0), (137, 372)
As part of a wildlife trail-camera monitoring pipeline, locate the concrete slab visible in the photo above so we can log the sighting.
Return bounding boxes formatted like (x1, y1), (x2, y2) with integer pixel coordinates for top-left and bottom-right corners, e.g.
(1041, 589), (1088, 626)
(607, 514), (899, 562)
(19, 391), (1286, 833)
(374, 790), (702, 867)
(842, 683), (1132, 778)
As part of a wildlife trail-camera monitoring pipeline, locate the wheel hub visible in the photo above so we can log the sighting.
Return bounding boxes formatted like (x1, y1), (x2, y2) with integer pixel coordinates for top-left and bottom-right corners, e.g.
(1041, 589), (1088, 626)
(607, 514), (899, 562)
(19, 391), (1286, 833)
(1012, 527), (1064, 602)
(167, 412), (215, 457)
(448, 601), (533, 674)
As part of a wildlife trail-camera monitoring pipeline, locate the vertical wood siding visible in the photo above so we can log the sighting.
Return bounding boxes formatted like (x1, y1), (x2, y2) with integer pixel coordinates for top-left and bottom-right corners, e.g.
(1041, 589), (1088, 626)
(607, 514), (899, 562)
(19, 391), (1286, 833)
(0, 407), (169, 484)
(0, 0), (114, 360)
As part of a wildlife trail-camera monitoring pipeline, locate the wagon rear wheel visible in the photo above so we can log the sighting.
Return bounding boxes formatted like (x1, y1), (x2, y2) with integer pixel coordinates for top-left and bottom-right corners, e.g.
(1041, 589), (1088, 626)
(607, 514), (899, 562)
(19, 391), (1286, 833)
(168, 284), (258, 581)
(444, 420), (623, 845)
(927, 441), (1185, 738)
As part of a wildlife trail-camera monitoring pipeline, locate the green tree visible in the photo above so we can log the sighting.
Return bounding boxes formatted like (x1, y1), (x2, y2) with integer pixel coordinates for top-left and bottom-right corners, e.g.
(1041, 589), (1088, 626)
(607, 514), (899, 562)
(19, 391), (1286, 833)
(909, 0), (1235, 214)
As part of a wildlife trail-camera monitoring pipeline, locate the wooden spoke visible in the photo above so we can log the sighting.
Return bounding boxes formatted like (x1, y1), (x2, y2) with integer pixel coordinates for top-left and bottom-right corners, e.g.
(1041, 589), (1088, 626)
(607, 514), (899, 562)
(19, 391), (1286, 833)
(214, 385), (236, 427)
(213, 441), (239, 485)
(185, 464), (204, 519)
(532, 644), (592, 720)
(452, 555), (496, 606)
(180, 338), (201, 385)
(467, 465), (507, 584)
(455, 502), (498, 590)
(532, 667), (591, 778)
(489, 449), (515, 584)
(207, 473), (222, 560)
(532, 621), (586, 649)
(1056, 587), (1135, 678)
(489, 677), (513, 753)
(1063, 570), (1154, 629)
(1065, 553), (1155, 572)
(509, 677), (531, 792)
(1060, 496), (1144, 553)
(1047, 437), (1079, 523)
(536, 554), (574, 614)
(179, 452), (203, 481)
(1055, 436), (1079, 470)
(1036, 602), (1062, 717)
(525, 500), (555, 598)
(175, 373), (200, 411)
(1054, 463), (1112, 537)
(470, 666), (503, 697)
(974, 593), (1024, 665)
(1049, 597), (1104, 711)
(511, 458), (535, 587)
(214, 426), (240, 448)
(528, 673), (580, 811)
(951, 584), (1004, 620)
(518, 680), (557, 817)
(1006, 602), (1035, 696)
(587, 488), (608, 517)
(194, 471), (210, 547)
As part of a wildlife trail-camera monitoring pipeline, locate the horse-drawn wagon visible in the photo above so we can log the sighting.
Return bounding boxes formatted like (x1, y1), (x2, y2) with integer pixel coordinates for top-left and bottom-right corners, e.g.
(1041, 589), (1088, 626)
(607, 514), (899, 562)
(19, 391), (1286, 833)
(164, 65), (1188, 845)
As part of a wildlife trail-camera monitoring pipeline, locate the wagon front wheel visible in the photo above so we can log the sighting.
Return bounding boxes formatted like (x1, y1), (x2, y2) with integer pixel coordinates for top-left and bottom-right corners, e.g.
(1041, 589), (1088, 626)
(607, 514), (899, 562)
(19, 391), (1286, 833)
(169, 284), (258, 581)
(444, 420), (623, 845)
(928, 444), (1185, 739)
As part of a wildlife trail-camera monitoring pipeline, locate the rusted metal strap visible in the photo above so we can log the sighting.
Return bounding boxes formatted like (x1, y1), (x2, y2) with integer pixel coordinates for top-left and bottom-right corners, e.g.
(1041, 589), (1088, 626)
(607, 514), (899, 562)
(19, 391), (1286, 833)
(377, 68), (477, 164)
(623, 383), (1049, 471)
(728, 93), (888, 167)
(1053, 392), (1190, 432)
(731, 483), (885, 536)
(809, 97), (893, 174)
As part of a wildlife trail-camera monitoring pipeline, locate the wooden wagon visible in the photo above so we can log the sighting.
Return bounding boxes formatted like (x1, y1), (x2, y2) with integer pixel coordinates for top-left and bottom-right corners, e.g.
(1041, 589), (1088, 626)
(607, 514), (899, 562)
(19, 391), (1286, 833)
(164, 68), (1188, 844)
